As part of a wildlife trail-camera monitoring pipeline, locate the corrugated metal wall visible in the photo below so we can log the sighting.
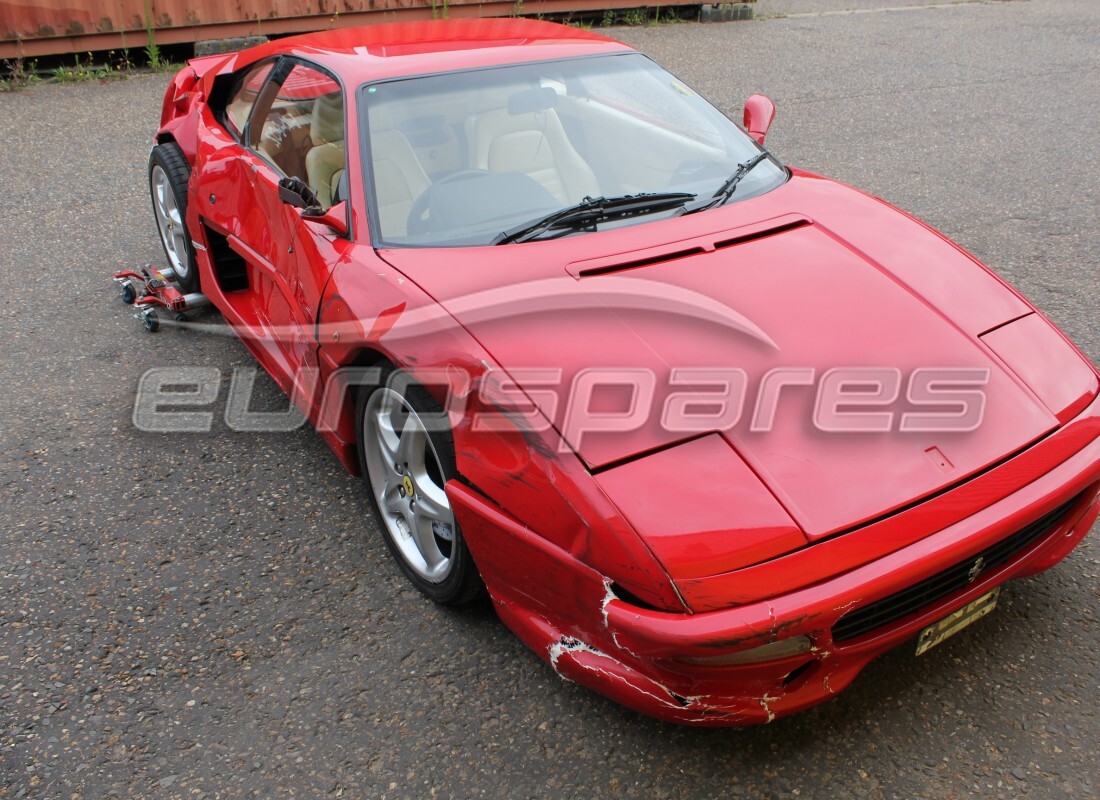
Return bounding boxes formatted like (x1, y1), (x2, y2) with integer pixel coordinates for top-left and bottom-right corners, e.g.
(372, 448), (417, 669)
(0, 0), (706, 59)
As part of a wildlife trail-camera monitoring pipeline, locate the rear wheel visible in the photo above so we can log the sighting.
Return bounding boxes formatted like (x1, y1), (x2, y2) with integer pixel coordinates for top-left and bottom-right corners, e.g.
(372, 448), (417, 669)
(149, 142), (200, 293)
(356, 367), (484, 605)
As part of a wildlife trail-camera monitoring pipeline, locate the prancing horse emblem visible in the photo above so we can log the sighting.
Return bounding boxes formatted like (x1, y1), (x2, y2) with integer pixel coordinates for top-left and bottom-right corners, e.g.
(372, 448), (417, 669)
(966, 556), (985, 583)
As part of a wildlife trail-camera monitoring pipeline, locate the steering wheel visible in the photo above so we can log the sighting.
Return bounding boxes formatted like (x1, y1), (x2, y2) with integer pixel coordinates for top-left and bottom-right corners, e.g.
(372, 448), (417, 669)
(406, 170), (492, 236)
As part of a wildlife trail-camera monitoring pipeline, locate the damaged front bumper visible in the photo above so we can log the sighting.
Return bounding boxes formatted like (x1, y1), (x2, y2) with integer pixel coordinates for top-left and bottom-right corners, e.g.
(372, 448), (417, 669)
(448, 395), (1100, 726)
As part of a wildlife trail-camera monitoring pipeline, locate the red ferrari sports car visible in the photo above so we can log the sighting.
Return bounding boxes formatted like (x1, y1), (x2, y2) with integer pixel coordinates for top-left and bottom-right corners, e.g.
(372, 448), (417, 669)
(145, 18), (1100, 725)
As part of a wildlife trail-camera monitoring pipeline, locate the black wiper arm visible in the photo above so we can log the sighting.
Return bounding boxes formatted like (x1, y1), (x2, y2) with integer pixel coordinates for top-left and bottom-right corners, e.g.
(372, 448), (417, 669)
(680, 151), (771, 216)
(492, 192), (695, 245)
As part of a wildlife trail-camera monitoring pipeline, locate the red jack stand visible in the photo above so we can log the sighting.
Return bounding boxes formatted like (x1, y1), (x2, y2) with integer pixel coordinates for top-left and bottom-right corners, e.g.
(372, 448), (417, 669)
(112, 264), (210, 332)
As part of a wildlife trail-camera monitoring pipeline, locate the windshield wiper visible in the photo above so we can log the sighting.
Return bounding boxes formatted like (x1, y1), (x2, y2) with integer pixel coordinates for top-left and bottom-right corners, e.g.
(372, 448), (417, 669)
(679, 151), (772, 216)
(492, 192), (695, 245)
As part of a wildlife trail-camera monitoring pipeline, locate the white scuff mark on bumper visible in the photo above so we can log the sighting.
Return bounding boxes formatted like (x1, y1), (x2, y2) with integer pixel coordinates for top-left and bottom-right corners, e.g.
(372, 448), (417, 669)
(600, 580), (615, 628)
(834, 598), (861, 614)
(547, 636), (700, 711)
(759, 691), (779, 723)
(548, 636), (604, 673)
(600, 581), (641, 658)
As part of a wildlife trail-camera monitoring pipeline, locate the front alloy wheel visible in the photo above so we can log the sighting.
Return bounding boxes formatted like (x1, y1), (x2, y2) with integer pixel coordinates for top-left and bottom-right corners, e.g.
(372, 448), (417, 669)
(357, 369), (484, 605)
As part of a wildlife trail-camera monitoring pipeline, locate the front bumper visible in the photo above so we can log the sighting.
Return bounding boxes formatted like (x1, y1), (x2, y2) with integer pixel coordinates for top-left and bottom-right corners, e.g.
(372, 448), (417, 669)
(450, 394), (1100, 726)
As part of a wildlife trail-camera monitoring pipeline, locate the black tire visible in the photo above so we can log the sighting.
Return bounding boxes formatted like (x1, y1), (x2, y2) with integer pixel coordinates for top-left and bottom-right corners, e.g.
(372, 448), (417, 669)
(120, 282), (137, 304)
(148, 142), (200, 293)
(356, 365), (485, 606)
(143, 310), (159, 332)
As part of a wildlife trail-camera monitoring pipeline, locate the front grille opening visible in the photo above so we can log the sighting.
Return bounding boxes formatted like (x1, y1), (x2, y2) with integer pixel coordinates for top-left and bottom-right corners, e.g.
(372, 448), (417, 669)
(832, 494), (1083, 643)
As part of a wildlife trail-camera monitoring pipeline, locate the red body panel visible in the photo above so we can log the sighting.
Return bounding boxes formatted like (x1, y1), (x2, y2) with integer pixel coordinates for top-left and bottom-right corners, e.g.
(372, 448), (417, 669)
(594, 434), (808, 579)
(452, 419), (1100, 724)
(381, 175), (1076, 540)
(155, 19), (1100, 725)
(208, 19), (629, 84)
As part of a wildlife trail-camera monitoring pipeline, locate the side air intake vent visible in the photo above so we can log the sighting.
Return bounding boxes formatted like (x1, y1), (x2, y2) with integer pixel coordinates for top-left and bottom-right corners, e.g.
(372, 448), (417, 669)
(202, 224), (249, 292)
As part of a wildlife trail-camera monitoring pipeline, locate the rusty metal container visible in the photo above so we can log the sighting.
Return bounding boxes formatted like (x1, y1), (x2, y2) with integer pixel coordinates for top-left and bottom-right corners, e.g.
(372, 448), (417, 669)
(1, 1), (710, 60)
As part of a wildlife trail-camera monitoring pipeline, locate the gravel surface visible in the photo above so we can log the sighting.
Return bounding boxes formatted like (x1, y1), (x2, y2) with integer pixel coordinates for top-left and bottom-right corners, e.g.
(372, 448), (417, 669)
(1, 1), (1097, 797)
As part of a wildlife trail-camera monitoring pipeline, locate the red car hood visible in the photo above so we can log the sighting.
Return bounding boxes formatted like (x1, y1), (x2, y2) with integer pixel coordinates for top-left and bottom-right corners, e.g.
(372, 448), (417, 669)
(379, 173), (1060, 539)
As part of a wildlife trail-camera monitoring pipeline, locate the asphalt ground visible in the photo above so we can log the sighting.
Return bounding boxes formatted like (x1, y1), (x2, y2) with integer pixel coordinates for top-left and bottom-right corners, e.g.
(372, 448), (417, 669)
(1, 0), (1098, 797)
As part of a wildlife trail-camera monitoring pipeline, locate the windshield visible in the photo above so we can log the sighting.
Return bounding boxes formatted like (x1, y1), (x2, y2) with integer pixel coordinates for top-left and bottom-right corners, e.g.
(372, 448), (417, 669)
(360, 53), (786, 247)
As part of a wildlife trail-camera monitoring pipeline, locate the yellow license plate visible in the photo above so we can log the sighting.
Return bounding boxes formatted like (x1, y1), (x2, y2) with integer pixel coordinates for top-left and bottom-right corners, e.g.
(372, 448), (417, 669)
(915, 587), (1000, 656)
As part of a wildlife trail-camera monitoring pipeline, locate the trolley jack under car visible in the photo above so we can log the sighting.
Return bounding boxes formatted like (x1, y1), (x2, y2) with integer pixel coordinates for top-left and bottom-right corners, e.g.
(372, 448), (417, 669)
(112, 263), (211, 332)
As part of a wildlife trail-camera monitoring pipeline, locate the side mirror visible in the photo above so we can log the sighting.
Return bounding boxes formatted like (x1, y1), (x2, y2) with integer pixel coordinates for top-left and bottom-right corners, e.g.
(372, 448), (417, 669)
(303, 201), (349, 238)
(743, 94), (777, 145)
(278, 176), (321, 213)
(279, 177), (348, 237)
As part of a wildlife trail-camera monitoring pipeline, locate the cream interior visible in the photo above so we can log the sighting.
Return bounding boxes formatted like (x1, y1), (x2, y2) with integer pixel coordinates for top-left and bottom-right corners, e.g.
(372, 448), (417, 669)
(370, 130), (431, 239)
(304, 92), (347, 209)
(367, 82), (731, 239)
(466, 104), (600, 206)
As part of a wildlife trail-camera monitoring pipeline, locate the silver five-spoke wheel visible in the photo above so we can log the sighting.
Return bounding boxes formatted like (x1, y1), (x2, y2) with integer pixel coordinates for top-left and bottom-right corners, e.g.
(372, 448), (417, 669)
(357, 368), (484, 605)
(147, 142), (199, 292)
(151, 164), (189, 281)
(363, 386), (457, 583)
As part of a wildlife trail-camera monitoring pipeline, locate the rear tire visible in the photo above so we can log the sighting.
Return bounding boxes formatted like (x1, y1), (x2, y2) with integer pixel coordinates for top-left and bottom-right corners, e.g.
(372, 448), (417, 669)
(356, 365), (485, 606)
(149, 142), (200, 293)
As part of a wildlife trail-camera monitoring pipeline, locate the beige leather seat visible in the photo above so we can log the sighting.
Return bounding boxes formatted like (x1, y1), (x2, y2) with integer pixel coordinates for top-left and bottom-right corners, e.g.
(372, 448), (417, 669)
(305, 92), (346, 209)
(468, 105), (599, 205)
(370, 129), (431, 239)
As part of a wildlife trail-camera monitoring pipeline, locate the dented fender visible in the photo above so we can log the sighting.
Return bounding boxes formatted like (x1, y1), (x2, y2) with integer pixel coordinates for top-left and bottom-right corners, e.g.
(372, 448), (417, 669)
(315, 254), (685, 611)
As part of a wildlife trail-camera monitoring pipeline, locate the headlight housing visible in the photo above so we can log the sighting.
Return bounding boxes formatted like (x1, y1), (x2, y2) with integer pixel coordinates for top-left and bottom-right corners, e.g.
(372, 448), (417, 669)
(595, 433), (806, 579)
(981, 313), (1098, 423)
